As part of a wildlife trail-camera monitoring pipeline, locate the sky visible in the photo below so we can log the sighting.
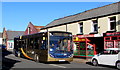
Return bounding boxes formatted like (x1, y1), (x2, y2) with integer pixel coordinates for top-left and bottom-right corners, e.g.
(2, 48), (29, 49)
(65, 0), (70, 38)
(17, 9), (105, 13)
(1, 2), (116, 32)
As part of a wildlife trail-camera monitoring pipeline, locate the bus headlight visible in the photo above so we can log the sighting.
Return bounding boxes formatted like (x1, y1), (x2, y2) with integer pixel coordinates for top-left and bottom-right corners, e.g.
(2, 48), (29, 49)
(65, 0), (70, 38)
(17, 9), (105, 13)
(50, 49), (53, 51)
(64, 53), (67, 56)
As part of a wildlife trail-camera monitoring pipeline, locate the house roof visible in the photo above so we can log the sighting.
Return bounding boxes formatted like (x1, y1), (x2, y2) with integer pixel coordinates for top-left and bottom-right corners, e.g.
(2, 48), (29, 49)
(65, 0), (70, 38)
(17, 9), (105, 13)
(41, 2), (120, 29)
(7, 31), (24, 40)
(34, 26), (44, 32)
(0, 33), (2, 38)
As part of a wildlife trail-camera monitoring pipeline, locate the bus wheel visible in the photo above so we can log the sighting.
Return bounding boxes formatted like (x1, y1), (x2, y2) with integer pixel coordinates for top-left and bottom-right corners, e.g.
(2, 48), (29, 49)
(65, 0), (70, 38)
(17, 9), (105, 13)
(34, 54), (39, 62)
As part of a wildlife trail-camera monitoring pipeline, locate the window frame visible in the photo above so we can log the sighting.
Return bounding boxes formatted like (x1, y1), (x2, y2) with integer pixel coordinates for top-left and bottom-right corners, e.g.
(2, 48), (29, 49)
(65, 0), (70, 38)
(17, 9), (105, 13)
(92, 20), (98, 32)
(109, 16), (116, 31)
(79, 22), (83, 34)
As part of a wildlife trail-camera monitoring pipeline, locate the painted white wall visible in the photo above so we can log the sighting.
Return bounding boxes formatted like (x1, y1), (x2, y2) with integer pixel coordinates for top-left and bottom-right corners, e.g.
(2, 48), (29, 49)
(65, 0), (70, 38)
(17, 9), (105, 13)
(41, 14), (120, 36)
(83, 20), (92, 35)
(117, 14), (120, 32)
(7, 40), (14, 50)
(48, 25), (66, 32)
(0, 38), (2, 45)
(67, 22), (79, 35)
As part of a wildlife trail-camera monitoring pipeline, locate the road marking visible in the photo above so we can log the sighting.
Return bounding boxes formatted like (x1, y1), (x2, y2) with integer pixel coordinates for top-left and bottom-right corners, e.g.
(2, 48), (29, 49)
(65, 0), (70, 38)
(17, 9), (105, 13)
(49, 64), (67, 68)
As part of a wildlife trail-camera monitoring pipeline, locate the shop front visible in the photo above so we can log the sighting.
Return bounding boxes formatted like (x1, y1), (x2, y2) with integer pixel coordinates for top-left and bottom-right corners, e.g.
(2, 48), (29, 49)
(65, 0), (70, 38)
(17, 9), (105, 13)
(73, 34), (104, 58)
(104, 32), (120, 49)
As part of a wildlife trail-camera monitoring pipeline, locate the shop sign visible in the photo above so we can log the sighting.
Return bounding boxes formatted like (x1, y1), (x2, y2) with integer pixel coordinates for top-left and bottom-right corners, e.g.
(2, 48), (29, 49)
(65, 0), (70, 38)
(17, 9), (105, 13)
(73, 34), (94, 38)
(106, 32), (120, 36)
(77, 34), (94, 38)
(73, 37), (86, 41)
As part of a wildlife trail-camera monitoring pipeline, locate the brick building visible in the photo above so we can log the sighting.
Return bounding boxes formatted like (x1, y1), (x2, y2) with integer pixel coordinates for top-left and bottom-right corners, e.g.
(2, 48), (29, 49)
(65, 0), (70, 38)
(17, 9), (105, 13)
(2, 28), (24, 50)
(24, 22), (44, 35)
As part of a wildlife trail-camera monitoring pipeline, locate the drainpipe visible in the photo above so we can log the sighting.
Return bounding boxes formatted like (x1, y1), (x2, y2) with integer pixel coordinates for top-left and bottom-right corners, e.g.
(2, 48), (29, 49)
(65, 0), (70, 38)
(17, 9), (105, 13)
(66, 24), (67, 32)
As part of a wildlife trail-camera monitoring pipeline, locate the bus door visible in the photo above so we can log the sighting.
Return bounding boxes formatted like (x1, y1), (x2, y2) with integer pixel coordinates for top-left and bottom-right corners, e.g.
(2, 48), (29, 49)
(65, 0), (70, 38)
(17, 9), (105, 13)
(39, 36), (48, 61)
(26, 38), (35, 58)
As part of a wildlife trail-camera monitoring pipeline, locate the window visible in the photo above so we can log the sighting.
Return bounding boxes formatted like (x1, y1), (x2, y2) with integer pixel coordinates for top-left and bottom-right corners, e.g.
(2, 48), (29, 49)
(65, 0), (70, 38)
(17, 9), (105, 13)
(92, 20), (98, 32)
(112, 37), (117, 40)
(9, 43), (12, 48)
(101, 50), (120, 55)
(79, 22), (83, 34)
(105, 41), (114, 48)
(34, 38), (39, 49)
(29, 38), (34, 49)
(40, 37), (47, 50)
(109, 16), (116, 31)
(105, 37), (110, 40)
(111, 50), (119, 54)
(118, 37), (120, 40)
(101, 50), (111, 54)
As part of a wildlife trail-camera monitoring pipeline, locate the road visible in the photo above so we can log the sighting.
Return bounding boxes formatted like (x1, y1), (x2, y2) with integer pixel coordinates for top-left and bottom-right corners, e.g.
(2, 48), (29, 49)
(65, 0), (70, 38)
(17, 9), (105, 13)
(2, 51), (117, 70)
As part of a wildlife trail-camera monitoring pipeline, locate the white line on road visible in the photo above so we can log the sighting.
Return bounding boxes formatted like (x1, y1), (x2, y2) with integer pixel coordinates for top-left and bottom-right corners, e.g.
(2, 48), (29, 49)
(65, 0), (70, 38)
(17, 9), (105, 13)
(49, 64), (67, 68)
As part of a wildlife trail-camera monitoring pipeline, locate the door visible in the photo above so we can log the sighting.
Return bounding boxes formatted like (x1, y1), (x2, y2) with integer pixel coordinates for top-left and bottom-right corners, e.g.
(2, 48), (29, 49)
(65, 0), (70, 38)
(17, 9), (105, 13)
(98, 50), (118, 66)
(108, 50), (118, 66)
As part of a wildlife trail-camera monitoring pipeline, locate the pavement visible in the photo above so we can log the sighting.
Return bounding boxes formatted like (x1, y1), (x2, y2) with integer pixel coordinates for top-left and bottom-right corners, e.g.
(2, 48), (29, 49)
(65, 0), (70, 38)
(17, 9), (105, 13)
(73, 58), (91, 63)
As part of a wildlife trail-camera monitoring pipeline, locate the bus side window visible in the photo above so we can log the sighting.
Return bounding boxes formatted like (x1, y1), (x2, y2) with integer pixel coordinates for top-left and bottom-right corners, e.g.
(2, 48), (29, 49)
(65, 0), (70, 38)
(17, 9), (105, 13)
(29, 38), (34, 49)
(40, 40), (47, 50)
(34, 38), (39, 49)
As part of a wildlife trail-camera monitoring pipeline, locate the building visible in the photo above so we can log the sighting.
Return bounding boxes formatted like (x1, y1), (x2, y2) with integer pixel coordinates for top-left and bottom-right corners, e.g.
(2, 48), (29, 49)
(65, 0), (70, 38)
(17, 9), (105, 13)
(41, 2), (120, 36)
(104, 32), (120, 49)
(0, 33), (2, 45)
(24, 22), (44, 35)
(40, 2), (120, 57)
(2, 28), (24, 50)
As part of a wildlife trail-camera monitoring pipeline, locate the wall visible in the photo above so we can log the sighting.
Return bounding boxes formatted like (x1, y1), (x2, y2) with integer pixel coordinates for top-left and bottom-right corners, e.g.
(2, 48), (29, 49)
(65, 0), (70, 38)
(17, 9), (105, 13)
(117, 14), (120, 32)
(48, 25), (66, 32)
(40, 29), (47, 32)
(41, 14), (120, 36)
(83, 20), (92, 35)
(0, 38), (2, 45)
(24, 23), (38, 35)
(67, 22), (79, 35)
(2, 29), (7, 46)
(98, 17), (109, 35)
(7, 40), (14, 50)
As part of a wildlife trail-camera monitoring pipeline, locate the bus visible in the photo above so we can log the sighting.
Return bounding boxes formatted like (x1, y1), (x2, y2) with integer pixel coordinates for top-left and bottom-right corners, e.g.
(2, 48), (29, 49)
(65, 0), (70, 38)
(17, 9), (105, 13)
(14, 31), (73, 62)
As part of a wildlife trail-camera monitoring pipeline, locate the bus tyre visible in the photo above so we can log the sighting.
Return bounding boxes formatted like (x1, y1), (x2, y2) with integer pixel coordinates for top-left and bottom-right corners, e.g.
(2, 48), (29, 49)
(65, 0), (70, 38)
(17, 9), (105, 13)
(34, 54), (39, 62)
(116, 62), (120, 69)
(92, 59), (98, 66)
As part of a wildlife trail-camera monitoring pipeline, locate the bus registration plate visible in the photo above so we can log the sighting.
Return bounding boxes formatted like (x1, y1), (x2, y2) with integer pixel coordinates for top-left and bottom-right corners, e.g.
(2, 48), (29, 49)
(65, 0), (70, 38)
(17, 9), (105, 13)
(59, 60), (65, 62)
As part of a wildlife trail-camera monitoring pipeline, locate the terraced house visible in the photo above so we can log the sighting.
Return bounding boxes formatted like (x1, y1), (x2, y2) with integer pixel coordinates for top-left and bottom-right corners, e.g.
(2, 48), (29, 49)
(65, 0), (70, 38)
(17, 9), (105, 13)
(40, 2), (120, 58)
(2, 28), (24, 50)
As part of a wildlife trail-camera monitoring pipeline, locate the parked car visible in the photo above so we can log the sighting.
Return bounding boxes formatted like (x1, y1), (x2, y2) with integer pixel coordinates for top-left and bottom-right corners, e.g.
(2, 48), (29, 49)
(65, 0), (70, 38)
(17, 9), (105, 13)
(91, 48), (120, 69)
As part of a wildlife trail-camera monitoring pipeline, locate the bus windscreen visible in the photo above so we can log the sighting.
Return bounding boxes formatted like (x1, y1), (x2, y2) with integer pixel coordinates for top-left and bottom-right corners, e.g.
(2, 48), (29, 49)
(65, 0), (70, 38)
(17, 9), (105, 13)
(49, 36), (73, 58)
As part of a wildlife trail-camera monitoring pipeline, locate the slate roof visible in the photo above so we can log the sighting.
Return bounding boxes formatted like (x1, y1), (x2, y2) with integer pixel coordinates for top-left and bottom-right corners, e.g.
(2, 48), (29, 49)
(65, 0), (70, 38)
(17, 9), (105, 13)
(7, 31), (24, 40)
(0, 33), (2, 38)
(41, 2), (120, 29)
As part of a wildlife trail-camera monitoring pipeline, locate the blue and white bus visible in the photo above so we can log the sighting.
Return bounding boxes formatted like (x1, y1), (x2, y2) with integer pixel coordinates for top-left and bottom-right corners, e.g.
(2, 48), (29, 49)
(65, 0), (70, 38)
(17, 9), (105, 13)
(14, 31), (73, 62)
